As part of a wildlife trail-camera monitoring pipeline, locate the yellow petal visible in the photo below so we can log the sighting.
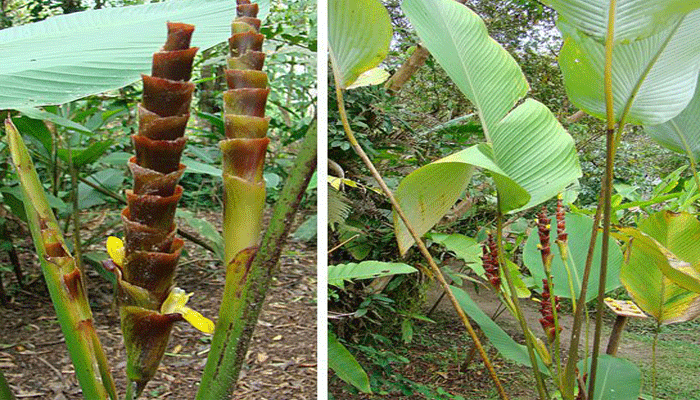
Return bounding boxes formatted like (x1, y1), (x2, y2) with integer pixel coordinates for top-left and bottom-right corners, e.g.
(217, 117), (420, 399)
(160, 288), (214, 334)
(106, 236), (125, 267)
(181, 307), (215, 334)
(160, 288), (191, 315)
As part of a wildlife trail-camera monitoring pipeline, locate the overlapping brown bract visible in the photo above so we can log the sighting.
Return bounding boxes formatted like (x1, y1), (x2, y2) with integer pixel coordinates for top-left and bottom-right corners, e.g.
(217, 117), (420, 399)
(221, 0), (271, 264)
(115, 22), (198, 395)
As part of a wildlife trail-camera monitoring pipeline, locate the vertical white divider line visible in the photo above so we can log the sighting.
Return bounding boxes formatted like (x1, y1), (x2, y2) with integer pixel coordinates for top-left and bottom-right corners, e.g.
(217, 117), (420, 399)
(316, 0), (329, 397)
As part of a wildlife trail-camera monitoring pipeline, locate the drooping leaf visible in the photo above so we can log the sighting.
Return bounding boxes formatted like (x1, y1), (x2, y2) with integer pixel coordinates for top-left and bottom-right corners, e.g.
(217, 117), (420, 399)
(646, 74), (700, 161)
(0, 0), (269, 110)
(450, 286), (548, 373)
(57, 140), (113, 168)
(328, 261), (417, 289)
(558, 10), (700, 125)
(523, 213), (623, 302)
(542, 0), (700, 43)
(328, 0), (392, 88)
(395, 0), (580, 253)
(328, 331), (372, 394)
(639, 211), (700, 269)
(619, 226), (700, 324)
(577, 355), (642, 400)
(428, 232), (483, 276)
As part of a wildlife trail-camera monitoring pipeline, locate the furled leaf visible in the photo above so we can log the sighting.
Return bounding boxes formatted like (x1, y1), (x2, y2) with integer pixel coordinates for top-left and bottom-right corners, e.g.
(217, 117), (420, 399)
(328, 331), (372, 394)
(577, 355), (642, 400)
(543, 0), (700, 43)
(645, 75), (700, 161)
(328, 261), (417, 288)
(523, 213), (623, 302)
(329, 0), (392, 88)
(558, 10), (700, 125)
(0, 0), (270, 110)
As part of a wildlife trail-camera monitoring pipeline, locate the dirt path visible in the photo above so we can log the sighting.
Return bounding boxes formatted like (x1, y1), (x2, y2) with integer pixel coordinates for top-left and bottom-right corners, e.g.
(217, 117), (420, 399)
(0, 209), (317, 400)
(427, 281), (700, 399)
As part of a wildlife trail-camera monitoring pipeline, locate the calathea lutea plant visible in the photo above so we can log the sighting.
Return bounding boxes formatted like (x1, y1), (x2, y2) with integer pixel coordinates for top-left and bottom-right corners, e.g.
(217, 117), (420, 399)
(103, 21), (215, 399)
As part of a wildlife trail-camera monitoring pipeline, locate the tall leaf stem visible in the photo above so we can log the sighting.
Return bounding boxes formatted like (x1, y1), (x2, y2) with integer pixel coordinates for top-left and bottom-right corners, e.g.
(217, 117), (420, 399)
(496, 206), (549, 400)
(196, 120), (317, 400)
(588, 1), (617, 395)
(332, 72), (508, 398)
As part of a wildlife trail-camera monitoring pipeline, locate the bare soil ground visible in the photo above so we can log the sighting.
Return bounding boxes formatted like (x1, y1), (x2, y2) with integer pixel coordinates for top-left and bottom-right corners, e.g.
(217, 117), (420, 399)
(0, 208), (317, 400)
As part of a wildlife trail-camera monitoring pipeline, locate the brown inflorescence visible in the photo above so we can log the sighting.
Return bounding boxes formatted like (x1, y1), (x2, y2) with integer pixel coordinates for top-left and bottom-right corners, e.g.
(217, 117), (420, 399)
(219, 0), (271, 264)
(117, 22), (198, 393)
(556, 196), (568, 243)
(482, 233), (501, 289)
(538, 279), (562, 343)
(536, 206), (551, 267)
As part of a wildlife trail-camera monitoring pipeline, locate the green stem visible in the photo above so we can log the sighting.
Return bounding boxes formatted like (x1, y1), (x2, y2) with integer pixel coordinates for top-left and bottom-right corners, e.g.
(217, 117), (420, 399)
(496, 207), (549, 400)
(66, 137), (85, 283)
(0, 370), (15, 400)
(652, 321), (660, 400)
(196, 120), (317, 400)
(125, 380), (136, 400)
(588, 0), (617, 396)
(556, 241), (578, 314)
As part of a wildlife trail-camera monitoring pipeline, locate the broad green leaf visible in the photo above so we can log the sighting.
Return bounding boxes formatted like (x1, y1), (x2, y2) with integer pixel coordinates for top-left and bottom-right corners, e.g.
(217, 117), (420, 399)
(78, 168), (125, 210)
(16, 107), (91, 133)
(346, 67), (390, 89)
(182, 157), (223, 177)
(176, 210), (224, 261)
(328, 261), (417, 288)
(403, 0), (527, 132)
(558, 10), (700, 125)
(395, 0), (580, 253)
(428, 232), (483, 276)
(524, 213), (623, 302)
(10, 115), (53, 154)
(646, 75), (700, 161)
(329, 0), (392, 88)
(0, 0), (269, 110)
(543, 0), (700, 43)
(57, 140), (112, 168)
(619, 227), (700, 324)
(450, 286), (548, 373)
(578, 355), (641, 400)
(639, 211), (700, 267)
(328, 331), (371, 394)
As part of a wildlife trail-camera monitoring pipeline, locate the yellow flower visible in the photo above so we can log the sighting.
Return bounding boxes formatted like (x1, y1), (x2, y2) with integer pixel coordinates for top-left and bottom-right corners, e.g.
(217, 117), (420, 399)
(161, 288), (215, 334)
(107, 236), (125, 267)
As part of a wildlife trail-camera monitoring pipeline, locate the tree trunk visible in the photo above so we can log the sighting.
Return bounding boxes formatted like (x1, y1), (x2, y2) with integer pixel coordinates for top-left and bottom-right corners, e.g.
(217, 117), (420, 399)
(384, 44), (430, 93)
